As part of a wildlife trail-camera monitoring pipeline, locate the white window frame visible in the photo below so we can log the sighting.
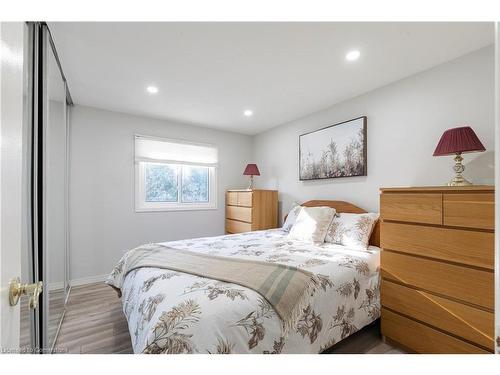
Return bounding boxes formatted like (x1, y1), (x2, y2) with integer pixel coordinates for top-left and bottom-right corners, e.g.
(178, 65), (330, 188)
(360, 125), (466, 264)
(134, 135), (218, 212)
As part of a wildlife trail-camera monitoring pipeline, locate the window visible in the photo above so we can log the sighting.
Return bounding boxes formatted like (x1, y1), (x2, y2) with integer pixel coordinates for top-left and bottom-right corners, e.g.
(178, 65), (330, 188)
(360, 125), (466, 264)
(135, 135), (217, 211)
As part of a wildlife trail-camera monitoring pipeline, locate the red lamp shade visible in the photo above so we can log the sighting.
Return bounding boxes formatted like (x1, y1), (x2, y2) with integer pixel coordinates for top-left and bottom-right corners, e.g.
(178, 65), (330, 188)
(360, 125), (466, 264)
(243, 163), (260, 176)
(433, 126), (485, 156)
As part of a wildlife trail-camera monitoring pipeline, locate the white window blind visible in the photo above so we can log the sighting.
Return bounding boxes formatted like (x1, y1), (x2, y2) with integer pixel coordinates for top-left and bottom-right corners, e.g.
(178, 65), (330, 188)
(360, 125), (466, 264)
(135, 135), (218, 166)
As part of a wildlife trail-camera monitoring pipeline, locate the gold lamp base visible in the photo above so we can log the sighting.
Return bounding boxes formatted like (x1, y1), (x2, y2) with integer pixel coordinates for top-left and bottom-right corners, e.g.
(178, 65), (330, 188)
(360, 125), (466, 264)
(446, 153), (473, 186)
(447, 177), (472, 187)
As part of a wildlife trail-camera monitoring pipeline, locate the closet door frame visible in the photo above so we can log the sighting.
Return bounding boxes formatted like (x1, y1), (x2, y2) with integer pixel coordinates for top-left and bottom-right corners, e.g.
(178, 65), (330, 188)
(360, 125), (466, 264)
(38, 22), (73, 353)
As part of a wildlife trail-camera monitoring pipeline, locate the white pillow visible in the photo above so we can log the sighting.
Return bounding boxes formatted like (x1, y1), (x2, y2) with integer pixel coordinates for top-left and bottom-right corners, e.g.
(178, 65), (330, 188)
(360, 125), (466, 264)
(325, 212), (379, 250)
(282, 205), (302, 232)
(288, 206), (336, 242)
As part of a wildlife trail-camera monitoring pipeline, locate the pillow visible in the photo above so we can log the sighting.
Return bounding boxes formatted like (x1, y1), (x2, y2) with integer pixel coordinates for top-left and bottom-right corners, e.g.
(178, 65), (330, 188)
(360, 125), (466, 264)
(282, 205), (302, 231)
(288, 206), (336, 242)
(325, 212), (379, 250)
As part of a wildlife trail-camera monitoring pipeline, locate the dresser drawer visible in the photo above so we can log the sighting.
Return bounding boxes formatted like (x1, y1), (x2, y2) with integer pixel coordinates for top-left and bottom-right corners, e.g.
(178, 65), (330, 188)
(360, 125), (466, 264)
(237, 191), (253, 207)
(381, 280), (494, 350)
(225, 219), (252, 234)
(381, 222), (494, 269)
(443, 193), (494, 230)
(380, 193), (442, 224)
(226, 191), (253, 207)
(381, 308), (490, 353)
(381, 251), (494, 310)
(226, 191), (238, 206)
(226, 205), (252, 223)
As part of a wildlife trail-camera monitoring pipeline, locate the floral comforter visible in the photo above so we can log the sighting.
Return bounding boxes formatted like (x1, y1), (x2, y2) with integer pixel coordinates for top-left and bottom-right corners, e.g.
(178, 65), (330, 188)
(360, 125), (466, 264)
(116, 229), (381, 354)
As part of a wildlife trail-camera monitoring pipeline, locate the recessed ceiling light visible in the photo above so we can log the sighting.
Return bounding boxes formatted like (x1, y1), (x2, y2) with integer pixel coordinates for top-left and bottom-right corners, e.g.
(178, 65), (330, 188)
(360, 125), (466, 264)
(345, 50), (361, 62)
(146, 85), (159, 94)
(243, 110), (253, 117)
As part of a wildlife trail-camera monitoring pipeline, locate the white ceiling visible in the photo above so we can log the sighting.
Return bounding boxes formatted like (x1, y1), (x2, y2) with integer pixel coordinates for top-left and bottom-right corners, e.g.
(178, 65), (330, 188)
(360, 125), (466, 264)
(49, 22), (494, 135)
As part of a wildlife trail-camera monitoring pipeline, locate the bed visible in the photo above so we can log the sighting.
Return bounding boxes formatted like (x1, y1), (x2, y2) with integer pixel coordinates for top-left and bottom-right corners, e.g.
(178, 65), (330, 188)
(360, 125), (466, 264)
(106, 200), (381, 354)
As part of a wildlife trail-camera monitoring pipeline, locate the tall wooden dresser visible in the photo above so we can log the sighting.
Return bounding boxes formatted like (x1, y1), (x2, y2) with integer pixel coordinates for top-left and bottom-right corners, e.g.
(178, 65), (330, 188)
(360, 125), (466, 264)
(380, 186), (495, 353)
(225, 189), (278, 234)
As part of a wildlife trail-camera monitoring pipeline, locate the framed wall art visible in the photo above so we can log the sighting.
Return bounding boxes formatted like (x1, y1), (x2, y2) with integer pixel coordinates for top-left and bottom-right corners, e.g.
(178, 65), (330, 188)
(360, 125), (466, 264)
(299, 116), (367, 181)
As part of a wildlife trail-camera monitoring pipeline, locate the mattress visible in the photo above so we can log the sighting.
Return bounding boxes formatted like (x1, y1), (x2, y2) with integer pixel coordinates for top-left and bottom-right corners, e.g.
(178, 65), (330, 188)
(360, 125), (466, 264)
(116, 229), (381, 354)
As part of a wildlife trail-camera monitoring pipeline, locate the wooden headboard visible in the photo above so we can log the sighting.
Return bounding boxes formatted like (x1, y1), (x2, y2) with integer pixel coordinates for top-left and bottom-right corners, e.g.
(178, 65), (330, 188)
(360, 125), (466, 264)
(300, 200), (380, 247)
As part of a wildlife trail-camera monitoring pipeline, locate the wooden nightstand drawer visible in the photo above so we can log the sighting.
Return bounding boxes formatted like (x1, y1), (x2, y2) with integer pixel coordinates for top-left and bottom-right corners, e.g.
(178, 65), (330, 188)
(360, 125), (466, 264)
(381, 308), (490, 353)
(380, 193), (442, 224)
(443, 193), (494, 230)
(226, 206), (252, 223)
(381, 280), (494, 350)
(225, 219), (252, 234)
(381, 222), (494, 269)
(381, 251), (494, 310)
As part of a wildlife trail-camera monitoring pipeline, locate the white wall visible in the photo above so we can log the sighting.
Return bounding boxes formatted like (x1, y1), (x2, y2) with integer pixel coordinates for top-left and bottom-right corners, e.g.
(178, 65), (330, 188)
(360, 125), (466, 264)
(69, 105), (253, 281)
(253, 46), (495, 220)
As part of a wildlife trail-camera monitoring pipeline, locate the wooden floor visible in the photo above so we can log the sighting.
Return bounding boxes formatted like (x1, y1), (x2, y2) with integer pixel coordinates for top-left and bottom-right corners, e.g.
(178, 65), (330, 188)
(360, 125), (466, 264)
(20, 289), (66, 351)
(56, 283), (133, 354)
(323, 321), (404, 354)
(55, 282), (404, 354)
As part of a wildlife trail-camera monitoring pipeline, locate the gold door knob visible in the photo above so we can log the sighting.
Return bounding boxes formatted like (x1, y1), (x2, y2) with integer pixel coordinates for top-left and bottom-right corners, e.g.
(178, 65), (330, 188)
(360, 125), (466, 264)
(9, 277), (43, 309)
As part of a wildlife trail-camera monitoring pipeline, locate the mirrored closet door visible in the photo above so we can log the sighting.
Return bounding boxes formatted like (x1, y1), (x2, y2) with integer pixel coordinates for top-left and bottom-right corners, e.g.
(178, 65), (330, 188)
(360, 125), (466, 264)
(42, 23), (71, 352)
(17, 22), (72, 353)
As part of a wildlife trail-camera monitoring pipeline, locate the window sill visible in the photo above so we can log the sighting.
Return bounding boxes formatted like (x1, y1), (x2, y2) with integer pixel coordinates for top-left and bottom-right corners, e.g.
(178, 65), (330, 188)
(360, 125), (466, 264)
(135, 206), (218, 213)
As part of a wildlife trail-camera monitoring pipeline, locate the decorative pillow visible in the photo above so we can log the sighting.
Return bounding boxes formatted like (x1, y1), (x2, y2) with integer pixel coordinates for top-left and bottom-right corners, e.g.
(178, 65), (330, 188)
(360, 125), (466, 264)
(288, 206), (336, 242)
(282, 205), (303, 231)
(325, 213), (379, 250)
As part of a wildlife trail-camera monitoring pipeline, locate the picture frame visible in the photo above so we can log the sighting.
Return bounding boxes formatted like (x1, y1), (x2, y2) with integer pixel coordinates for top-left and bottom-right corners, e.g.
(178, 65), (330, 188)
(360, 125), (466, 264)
(299, 116), (367, 181)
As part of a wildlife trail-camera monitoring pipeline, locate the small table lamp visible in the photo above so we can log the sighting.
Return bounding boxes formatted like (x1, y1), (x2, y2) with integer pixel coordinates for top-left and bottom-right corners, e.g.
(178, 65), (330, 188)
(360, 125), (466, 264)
(433, 126), (485, 186)
(243, 163), (260, 190)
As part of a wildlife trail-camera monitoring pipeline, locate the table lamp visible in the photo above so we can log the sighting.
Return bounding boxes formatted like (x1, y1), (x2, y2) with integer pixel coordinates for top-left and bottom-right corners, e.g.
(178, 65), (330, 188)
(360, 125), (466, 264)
(433, 126), (485, 186)
(243, 164), (260, 190)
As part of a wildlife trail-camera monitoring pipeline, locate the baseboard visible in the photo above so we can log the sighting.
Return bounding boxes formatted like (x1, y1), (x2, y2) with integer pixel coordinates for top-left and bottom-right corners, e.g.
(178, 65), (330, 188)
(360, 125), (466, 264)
(70, 274), (107, 287)
(48, 281), (65, 292)
(48, 274), (107, 291)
